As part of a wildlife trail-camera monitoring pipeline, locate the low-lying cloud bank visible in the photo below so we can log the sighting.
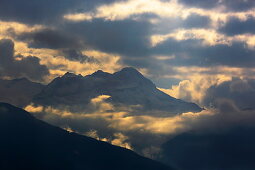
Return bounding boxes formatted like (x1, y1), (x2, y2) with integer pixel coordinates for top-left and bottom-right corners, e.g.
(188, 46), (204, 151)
(24, 95), (208, 155)
(24, 80), (255, 158)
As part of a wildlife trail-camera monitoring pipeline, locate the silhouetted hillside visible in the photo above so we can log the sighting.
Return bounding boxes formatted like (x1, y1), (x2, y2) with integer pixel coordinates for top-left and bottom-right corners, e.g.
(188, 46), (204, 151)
(0, 102), (173, 170)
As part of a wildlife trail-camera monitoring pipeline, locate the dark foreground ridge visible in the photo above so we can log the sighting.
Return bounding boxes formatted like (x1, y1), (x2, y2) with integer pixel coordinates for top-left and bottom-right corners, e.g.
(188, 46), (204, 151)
(0, 102), (173, 170)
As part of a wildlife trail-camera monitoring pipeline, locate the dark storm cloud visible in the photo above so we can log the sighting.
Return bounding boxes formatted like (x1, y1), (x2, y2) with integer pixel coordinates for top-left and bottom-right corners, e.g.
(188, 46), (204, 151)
(222, 0), (255, 12)
(65, 19), (152, 57)
(178, 0), (219, 9)
(15, 18), (152, 63)
(61, 49), (98, 63)
(59, 17), (253, 72)
(0, 0), (83, 24)
(1, 0), (252, 77)
(219, 16), (255, 36)
(16, 29), (99, 63)
(179, 0), (255, 12)
(15, 18), (151, 57)
(17, 28), (83, 49)
(182, 13), (211, 28)
(153, 39), (255, 68)
(0, 0), (125, 24)
(204, 78), (255, 110)
(152, 14), (211, 35)
(0, 39), (49, 81)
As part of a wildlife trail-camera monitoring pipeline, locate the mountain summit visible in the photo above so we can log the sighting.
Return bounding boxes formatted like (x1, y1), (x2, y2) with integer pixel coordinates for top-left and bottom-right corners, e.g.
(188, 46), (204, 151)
(33, 67), (201, 114)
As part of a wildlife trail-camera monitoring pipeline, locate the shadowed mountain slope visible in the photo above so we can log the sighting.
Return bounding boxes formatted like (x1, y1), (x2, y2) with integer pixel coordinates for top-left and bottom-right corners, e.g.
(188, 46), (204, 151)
(160, 128), (255, 170)
(33, 67), (201, 114)
(0, 78), (44, 107)
(0, 102), (173, 170)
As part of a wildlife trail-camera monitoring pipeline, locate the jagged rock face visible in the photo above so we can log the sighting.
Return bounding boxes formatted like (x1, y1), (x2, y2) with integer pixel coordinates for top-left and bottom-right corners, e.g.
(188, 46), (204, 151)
(0, 102), (173, 170)
(33, 67), (202, 114)
(0, 78), (44, 107)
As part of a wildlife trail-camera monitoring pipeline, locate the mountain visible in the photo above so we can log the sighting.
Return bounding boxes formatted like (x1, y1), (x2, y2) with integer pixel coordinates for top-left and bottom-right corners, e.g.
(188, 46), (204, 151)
(160, 128), (255, 170)
(0, 78), (44, 107)
(33, 67), (201, 114)
(0, 102), (173, 170)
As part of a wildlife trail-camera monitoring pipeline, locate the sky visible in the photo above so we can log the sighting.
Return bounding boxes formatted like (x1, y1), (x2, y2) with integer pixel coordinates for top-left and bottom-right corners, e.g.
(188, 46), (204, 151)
(1, 0), (255, 160)
(0, 0), (254, 87)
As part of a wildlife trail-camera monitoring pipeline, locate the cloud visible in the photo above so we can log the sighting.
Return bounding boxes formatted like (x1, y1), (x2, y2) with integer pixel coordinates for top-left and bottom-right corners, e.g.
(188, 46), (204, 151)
(63, 0), (182, 21)
(85, 129), (133, 149)
(24, 74), (255, 158)
(1, 0), (254, 83)
(160, 74), (231, 105)
(64, 19), (152, 57)
(179, 0), (255, 12)
(159, 97), (255, 170)
(219, 16), (255, 36)
(17, 28), (84, 49)
(204, 78), (255, 110)
(1, 0), (255, 162)
(153, 38), (255, 68)
(26, 93), (255, 159)
(23, 94), (213, 157)
(0, 0), (122, 24)
(38, 49), (122, 82)
(0, 0), (81, 24)
(0, 39), (49, 81)
(160, 74), (255, 112)
(61, 49), (98, 63)
(182, 13), (211, 28)
(178, 0), (219, 9)
(110, 133), (133, 149)
(221, 0), (255, 12)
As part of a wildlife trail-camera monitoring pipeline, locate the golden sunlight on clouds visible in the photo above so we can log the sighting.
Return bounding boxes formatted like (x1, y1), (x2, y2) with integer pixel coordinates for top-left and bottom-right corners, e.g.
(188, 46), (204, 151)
(151, 29), (255, 48)
(63, 0), (255, 52)
(0, 20), (123, 84)
(24, 97), (215, 136)
(14, 41), (58, 57)
(91, 95), (111, 104)
(0, 21), (53, 58)
(90, 95), (113, 112)
(0, 21), (44, 35)
(24, 104), (44, 113)
(159, 74), (232, 105)
(64, 13), (93, 22)
(11, 41), (122, 79)
(106, 109), (214, 135)
(64, 0), (182, 21)
(151, 29), (230, 47)
(63, 0), (255, 27)
(185, 7), (255, 26)
(175, 66), (255, 80)
(110, 133), (132, 150)
(38, 50), (122, 82)
(157, 65), (255, 106)
(63, 127), (76, 133)
(94, 0), (181, 21)
(85, 130), (132, 150)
